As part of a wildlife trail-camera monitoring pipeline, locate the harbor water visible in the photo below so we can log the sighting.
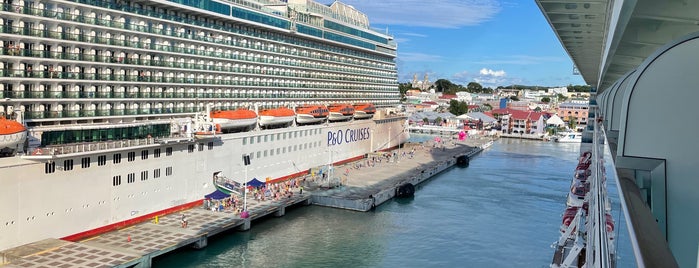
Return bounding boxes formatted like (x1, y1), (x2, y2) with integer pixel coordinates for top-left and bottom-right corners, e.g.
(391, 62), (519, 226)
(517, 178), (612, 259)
(153, 138), (634, 267)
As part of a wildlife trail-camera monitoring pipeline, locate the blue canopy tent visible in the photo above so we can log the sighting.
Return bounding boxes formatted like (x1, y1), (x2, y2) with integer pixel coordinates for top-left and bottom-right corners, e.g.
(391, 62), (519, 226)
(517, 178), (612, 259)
(246, 178), (265, 188)
(204, 189), (230, 200)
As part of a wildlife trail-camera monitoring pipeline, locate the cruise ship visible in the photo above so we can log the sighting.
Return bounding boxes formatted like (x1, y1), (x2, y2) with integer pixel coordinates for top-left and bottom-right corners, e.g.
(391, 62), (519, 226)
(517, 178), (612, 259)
(538, 0), (699, 267)
(0, 0), (408, 251)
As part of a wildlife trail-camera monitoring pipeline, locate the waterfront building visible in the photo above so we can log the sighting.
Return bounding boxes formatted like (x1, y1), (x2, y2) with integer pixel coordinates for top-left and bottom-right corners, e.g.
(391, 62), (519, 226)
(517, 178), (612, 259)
(0, 0), (407, 251)
(556, 102), (589, 130)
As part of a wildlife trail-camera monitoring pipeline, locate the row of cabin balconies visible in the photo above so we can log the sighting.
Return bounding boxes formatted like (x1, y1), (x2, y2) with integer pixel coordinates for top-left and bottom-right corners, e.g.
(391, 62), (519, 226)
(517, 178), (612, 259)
(0, 89), (398, 100)
(0, 44), (396, 85)
(1, 71), (395, 93)
(3, 2), (397, 73)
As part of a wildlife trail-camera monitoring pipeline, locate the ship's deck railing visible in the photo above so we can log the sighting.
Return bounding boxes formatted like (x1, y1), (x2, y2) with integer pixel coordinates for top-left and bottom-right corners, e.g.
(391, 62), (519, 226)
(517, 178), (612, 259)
(586, 119), (613, 267)
(26, 137), (161, 157)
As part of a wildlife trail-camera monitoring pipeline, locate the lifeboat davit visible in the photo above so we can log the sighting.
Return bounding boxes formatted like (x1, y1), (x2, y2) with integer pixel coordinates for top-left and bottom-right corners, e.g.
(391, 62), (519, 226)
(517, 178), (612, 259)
(258, 107), (295, 128)
(210, 109), (257, 132)
(327, 103), (354, 122)
(295, 105), (328, 125)
(0, 117), (27, 155)
(353, 103), (376, 120)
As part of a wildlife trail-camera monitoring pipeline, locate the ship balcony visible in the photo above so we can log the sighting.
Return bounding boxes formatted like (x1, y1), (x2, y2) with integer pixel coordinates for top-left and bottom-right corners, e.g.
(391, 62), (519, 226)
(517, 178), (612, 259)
(1, 8), (399, 77)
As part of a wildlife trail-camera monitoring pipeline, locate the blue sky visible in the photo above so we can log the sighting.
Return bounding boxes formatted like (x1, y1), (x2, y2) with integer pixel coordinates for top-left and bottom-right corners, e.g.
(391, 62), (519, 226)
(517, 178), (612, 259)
(318, 0), (587, 88)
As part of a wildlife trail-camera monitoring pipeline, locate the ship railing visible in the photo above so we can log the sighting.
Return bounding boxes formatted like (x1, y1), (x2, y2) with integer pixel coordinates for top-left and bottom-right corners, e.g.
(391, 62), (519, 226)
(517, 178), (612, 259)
(598, 122), (676, 266)
(29, 137), (157, 157)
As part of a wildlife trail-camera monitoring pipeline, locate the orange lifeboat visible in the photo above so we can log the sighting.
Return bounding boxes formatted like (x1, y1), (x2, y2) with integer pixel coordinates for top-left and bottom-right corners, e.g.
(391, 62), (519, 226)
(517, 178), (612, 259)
(210, 109), (258, 132)
(295, 105), (329, 125)
(258, 107), (295, 128)
(353, 103), (376, 120)
(327, 103), (354, 122)
(0, 117), (27, 154)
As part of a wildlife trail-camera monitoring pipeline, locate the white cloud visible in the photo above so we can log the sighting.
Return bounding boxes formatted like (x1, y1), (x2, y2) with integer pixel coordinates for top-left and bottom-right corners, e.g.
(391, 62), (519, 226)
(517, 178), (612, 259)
(449, 68), (522, 87)
(318, 0), (501, 28)
(479, 68), (506, 77)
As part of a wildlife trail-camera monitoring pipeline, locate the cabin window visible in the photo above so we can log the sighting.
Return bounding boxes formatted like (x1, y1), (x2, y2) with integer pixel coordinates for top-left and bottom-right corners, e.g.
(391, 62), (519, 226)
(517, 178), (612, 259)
(256, 151), (261, 158)
(208, 142), (213, 150)
(141, 171), (148, 181)
(81, 157), (90, 168)
(113, 175), (121, 186)
(198, 143), (204, 151)
(98, 155), (107, 166)
(127, 173), (135, 183)
(128, 152), (136, 162)
(113, 153), (122, 164)
(141, 150), (149, 160)
(166, 147), (172, 156)
(188, 144), (195, 153)
(243, 138), (247, 145)
(166, 167), (173, 176)
(45, 162), (56, 173)
(64, 159), (74, 171)
(154, 149), (161, 158)
(154, 169), (161, 178)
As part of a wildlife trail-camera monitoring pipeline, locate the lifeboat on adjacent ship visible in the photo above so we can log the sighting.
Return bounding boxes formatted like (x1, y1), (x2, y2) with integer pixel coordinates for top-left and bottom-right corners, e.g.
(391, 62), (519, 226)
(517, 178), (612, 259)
(0, 117), (27, 154)
(353, 103), (376, 120)
(327, 103), (354, 122)
(258, 107), (295, 128)
(210, 109), (258, 132)
(295, 105), (328, 125)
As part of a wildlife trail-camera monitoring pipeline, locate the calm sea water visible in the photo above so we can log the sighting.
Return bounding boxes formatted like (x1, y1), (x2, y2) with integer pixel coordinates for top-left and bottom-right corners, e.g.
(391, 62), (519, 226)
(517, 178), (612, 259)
(153, 138), (634, 268)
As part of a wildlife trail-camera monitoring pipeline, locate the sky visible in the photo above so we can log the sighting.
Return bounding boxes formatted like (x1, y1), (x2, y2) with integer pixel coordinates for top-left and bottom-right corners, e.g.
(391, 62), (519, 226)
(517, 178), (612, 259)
(318, 0), (587, 88)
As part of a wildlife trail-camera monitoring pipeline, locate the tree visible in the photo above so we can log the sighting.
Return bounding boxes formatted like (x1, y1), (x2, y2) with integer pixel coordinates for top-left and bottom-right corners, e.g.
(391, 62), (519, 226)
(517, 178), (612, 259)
(448, 99), (469, 116)
(467, 82), (483, 93)
(398, 82), (412, 98)
(435, 117), (443, 126)
(556, 93), (568, 101)
(568, 115), (577, 130)
(483, 103), (493, 111)
(434, 79), (455, 93)
(534, 107), (542, 112)
(422, 117), (429, 124)
(541, 97), (551, 103)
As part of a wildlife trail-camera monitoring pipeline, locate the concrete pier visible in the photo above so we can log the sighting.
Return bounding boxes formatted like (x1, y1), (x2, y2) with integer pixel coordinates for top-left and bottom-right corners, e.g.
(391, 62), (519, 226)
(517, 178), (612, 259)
(0, 195), (310, 268)
(309, 138), (492, 211)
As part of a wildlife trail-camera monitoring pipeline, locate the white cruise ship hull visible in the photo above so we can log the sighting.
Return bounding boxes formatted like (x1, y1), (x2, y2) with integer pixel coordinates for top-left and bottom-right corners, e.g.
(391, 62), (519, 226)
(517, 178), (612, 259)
(0, 119), (407, 250)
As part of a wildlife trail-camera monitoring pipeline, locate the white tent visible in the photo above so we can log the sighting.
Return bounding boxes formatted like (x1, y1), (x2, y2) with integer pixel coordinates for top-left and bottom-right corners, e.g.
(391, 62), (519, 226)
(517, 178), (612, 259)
(546, 114), (565, 126)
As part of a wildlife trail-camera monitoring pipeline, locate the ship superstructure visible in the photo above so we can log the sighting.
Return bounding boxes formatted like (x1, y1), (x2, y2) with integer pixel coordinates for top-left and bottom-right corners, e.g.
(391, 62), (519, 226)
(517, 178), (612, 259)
(0, 0), (407, 251)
